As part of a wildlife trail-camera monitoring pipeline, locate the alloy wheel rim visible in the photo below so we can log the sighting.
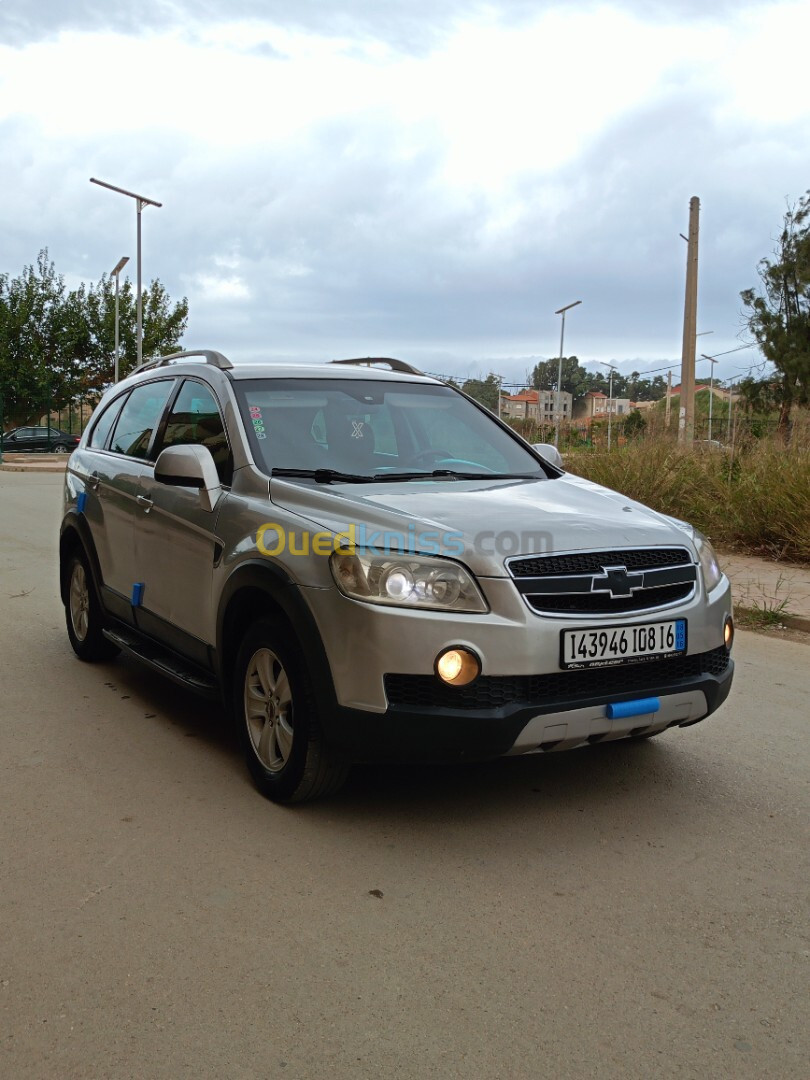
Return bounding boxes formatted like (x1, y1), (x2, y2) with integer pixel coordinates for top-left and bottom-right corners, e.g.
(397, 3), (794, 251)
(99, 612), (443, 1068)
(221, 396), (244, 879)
(244, 647), (294, 773)
(69, 563), (90, 642)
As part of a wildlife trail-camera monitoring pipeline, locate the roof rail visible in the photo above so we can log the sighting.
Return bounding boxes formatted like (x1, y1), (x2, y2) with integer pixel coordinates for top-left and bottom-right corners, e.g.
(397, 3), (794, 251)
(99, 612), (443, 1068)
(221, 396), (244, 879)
(330, 357), (425, 376)
(130, 349), (234, 375)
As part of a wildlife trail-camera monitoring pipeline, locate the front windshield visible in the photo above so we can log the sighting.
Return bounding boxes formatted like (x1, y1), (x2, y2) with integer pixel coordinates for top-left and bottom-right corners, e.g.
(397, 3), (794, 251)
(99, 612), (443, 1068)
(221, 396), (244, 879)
(235, 378), (545, 479)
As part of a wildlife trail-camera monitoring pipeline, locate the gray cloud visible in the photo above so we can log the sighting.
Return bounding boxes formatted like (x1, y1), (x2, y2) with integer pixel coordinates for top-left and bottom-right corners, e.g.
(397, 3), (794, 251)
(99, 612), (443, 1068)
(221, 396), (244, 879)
(0, 0), (483, 51)
(1, 1), (804, 390)
(1, 0), (765, 50)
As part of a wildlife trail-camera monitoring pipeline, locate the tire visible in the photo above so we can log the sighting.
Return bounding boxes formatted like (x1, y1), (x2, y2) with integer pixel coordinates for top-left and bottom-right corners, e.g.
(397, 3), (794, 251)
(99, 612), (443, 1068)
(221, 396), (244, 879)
(64, 550), (120, 662)
(53, 444), (69, 453)
(233, 618), (349, 803)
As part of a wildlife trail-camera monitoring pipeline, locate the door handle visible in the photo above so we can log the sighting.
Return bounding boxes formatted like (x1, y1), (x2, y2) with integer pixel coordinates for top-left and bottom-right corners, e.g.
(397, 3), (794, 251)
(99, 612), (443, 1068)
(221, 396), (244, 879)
(136, 494), (154, 512)
(88, 472), (100, 491)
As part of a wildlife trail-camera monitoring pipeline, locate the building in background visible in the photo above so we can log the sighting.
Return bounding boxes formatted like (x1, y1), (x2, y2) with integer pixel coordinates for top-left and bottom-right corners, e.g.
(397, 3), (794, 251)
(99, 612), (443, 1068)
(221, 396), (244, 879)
(573, 390), (633, 422)
(502, 389), (573, 422)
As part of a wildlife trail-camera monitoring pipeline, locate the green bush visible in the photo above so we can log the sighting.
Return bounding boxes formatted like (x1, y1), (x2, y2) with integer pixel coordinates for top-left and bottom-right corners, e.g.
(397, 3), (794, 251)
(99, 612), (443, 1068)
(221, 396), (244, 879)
(564, 439), (810, 562)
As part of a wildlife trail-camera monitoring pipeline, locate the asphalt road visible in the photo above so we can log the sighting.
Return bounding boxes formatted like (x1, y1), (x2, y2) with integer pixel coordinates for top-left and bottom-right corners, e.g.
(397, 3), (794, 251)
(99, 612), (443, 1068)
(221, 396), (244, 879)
(1, 472), (808, 1080)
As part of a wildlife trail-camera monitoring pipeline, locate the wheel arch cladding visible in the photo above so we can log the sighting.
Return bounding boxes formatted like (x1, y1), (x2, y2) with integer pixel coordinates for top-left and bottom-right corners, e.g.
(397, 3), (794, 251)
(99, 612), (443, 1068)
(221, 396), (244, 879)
(217, 560), (339, 719)
(59, 514), (102, 606)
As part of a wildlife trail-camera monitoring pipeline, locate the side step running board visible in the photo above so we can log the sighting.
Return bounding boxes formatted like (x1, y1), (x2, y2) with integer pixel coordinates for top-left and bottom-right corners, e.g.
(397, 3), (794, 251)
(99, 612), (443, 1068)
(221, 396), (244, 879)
(103, 628), (220, 699)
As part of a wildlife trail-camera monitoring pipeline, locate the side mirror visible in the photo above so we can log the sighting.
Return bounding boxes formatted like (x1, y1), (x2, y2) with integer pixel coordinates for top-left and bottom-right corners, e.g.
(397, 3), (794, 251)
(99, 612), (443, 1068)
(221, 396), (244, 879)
(533, 442), (564, 470)
(154, 444), (222, 512)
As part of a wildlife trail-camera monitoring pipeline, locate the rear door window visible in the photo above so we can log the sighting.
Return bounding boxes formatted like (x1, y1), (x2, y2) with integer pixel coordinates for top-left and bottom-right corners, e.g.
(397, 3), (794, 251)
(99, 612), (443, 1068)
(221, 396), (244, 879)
(89, 394), (128, 450)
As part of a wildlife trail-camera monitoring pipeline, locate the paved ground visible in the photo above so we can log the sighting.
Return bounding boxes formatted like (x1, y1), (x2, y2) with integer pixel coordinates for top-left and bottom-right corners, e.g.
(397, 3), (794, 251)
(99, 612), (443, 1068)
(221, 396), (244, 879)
(1, 472), (809, 1079)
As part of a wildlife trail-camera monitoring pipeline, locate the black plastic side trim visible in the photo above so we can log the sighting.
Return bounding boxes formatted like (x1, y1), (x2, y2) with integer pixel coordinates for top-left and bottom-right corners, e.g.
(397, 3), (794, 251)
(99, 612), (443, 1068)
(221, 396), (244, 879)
(135, 606), (212, 670)
(103, 622), (219, 699)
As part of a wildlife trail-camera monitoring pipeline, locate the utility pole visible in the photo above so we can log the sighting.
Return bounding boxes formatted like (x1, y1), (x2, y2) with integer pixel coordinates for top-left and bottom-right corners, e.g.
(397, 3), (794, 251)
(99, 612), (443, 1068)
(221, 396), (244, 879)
(678, 197), (700, 447)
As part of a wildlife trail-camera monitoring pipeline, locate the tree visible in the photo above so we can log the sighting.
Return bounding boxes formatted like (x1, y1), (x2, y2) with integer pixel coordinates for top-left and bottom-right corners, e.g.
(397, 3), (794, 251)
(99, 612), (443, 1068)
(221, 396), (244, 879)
(528, 355), (665, 402)
(622, 409), (647, 439)
(531, 356), (590, 398)
(741, 191), (810, 430)
(461, 374), (501, 412)
(0, 250), (67, 429)
(0, 250), (188, 429)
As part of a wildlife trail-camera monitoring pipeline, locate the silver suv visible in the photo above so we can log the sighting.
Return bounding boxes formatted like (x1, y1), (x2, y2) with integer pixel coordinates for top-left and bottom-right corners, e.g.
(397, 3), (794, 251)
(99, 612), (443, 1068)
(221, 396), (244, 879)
(60, 351), (734, 802)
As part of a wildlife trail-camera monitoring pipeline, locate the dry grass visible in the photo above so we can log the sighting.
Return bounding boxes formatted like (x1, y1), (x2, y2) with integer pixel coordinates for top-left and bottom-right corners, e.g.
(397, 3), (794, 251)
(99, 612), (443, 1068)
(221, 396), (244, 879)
(564, 439), (810, 562)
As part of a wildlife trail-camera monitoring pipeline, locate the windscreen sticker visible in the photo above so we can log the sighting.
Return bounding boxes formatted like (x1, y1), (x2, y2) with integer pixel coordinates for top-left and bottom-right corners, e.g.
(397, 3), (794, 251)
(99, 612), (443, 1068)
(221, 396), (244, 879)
(250, 407), (267, 440)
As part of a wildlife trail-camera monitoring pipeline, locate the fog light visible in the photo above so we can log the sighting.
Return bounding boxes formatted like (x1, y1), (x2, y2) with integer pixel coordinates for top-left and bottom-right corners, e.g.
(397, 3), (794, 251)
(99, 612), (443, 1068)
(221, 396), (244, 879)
(724, 616), (734, 651)
(435, 647), (481, 687)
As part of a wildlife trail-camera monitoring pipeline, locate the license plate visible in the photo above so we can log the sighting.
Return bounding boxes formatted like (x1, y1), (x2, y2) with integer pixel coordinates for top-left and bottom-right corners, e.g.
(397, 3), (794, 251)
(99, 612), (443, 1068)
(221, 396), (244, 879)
(560, 619), (687, 669)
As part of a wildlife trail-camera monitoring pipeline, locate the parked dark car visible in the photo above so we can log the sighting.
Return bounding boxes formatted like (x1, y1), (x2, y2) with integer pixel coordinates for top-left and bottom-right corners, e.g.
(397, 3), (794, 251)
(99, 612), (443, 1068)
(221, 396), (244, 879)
(1, 426), (81, 453)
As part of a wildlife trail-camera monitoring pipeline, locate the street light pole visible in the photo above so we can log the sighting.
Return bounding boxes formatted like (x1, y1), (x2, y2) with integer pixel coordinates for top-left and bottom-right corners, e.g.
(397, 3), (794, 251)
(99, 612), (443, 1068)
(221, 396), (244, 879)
(599, 361), (618, 450)
(90, 178), (162, 368)
(553, 300), (582, 447)
(701, 353), (719, 442)
(111, 256), (130, 383)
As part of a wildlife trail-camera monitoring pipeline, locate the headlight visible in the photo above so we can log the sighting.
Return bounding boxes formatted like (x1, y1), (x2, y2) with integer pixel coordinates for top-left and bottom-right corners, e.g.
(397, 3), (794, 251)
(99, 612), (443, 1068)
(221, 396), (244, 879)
(330, 550), (488, 612)
(694, 530), (723, 592)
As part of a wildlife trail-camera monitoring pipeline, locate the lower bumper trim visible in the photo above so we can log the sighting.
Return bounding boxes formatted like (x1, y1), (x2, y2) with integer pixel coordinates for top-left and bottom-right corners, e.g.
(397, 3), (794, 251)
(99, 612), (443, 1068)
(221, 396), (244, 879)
(327, 662), (733, 764)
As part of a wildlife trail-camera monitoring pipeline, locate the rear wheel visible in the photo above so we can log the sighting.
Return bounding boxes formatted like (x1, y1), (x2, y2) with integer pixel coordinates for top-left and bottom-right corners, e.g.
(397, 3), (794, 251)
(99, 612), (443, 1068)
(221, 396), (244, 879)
(53, 443), (69, 453)
(233, 619), (349, 803)
(64, 551), (120, 662)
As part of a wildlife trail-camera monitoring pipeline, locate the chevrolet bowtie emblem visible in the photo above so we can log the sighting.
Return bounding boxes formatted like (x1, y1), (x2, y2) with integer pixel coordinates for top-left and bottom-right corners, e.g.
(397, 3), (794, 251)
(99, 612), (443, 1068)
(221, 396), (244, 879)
(591, 565), (644, 597)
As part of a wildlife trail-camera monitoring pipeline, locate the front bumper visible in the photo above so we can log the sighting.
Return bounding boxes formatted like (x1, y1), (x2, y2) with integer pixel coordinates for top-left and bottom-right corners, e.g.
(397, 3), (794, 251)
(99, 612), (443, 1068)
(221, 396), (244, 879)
(304, 574), (734, 713)
(326, 651), (734, 763)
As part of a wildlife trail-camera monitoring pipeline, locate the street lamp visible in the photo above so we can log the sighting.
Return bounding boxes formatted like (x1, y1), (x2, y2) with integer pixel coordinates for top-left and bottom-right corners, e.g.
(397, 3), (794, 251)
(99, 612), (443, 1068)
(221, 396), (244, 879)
(599, 361), (618, 450)
(701, 353), (719, 442)
(553, 300), (582, 447)
(90, 178), (162, 368)
(111, 256), (129, 383)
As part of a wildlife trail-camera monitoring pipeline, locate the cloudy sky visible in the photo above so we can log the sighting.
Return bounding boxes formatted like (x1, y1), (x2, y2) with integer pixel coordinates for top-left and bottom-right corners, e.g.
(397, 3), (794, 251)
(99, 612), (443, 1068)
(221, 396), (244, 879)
(1, 0), (808, 388)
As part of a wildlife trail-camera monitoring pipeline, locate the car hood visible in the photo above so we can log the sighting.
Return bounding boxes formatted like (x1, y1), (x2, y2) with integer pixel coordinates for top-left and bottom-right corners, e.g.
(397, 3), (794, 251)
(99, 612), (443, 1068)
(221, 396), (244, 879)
(269, 473), (697, 577)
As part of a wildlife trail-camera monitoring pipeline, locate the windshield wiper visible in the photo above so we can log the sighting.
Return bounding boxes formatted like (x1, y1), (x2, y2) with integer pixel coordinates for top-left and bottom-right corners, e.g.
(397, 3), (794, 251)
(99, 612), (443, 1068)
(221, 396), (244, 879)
(271, 468), (377, 484)
(371, 470), (540, 482)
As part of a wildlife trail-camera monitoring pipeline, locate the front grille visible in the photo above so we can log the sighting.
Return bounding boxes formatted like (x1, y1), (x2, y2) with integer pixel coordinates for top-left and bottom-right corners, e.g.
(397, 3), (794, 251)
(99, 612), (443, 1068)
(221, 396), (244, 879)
(509, 547), (692, 578)
(507, 546), (697, 617)
(384, 646), (730, 711)
(526, 583), (694, 615)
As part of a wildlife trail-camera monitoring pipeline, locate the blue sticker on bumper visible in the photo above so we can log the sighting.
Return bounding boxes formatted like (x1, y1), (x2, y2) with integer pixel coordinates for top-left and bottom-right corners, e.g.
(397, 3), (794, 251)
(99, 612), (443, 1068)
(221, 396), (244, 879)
(606, 697), (660, 720)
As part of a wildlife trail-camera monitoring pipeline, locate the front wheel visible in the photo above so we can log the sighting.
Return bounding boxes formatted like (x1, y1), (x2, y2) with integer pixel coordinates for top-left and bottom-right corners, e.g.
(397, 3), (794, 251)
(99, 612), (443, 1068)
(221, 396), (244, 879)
(64, 551), (120, 662)
(233, 619), (349, 803)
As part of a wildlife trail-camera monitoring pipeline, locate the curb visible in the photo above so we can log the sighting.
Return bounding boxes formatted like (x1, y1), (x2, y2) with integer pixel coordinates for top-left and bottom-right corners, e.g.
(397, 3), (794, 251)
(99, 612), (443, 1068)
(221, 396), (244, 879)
(0, 463), (67, 474)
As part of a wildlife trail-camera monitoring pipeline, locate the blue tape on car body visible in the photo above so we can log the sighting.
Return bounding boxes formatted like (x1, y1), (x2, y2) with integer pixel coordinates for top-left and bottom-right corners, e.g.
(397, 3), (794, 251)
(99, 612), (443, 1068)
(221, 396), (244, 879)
(131, 583), (144, 607)
(606, 697), (660, 720)
(76, 492), (87, 513)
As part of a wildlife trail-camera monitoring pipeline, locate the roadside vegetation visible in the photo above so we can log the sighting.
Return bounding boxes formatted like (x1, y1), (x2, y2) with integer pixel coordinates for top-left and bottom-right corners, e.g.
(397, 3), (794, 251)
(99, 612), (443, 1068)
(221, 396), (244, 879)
(563, 436), (810, 563)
